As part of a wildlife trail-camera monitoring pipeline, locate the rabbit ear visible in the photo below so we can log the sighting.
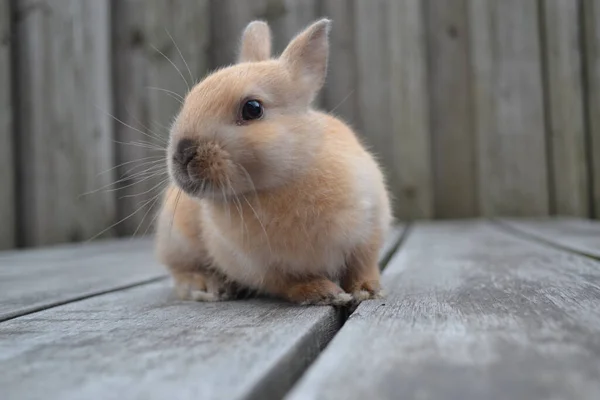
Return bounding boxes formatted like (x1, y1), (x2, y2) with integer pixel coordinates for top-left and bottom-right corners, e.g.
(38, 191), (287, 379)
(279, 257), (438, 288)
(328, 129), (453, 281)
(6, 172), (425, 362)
(238, 21), (272, 63)
(280, 19), (331, 98)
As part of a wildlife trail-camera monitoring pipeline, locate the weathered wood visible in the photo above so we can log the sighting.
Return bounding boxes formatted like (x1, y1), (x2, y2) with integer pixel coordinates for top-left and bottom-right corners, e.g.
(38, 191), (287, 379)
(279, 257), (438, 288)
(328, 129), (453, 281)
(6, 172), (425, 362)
(15, 0), (115, 245)
(380, 224), (404, 264)
(112, 0), (210, 236)
(425, 0), (477, 218)
(269, 0), (318, 54)
(353, 0), (431, 219)
(320, 0), (359, 123)
(387, 0), (433, 219)
(210, 0), (269, 68)
(0, 282), (340, 400)
(0, 226), (404, 399)
(583, 0), (600, 218)
(0, 237), (165, 321)
(287, 221), (600, 399)
(468, 0), (549, 216)
(541, 0), (589, 216)
(500, 217), (600, 259)
(0, 0), (15, 249)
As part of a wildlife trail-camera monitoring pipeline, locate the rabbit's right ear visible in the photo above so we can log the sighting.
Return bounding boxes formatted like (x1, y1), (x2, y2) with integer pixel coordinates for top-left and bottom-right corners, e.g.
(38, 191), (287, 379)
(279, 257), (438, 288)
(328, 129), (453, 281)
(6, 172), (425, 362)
(238, 21), (272, 63)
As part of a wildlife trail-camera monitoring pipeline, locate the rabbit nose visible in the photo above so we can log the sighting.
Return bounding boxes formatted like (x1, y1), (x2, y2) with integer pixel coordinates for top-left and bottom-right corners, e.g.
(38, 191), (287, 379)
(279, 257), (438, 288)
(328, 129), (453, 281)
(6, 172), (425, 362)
(174, 138), (197, 167)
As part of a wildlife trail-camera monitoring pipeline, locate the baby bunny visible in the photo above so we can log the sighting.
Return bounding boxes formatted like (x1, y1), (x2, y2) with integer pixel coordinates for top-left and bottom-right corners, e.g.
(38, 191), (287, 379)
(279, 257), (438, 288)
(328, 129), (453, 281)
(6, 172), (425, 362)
(155, 19), (392, 305)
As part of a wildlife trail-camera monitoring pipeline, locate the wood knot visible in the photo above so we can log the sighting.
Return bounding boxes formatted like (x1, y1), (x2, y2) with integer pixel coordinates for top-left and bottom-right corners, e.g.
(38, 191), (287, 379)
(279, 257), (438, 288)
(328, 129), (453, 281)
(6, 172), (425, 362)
(130, 29), (145, 47)
(447, 25), (459, 39)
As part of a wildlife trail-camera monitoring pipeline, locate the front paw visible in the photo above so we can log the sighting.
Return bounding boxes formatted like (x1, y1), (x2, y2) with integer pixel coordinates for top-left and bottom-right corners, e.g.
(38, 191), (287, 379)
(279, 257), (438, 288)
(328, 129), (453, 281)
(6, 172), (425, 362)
(348, 280), (383, 302)
(285, 278), (353, 306)
(172, 271), (233, 302)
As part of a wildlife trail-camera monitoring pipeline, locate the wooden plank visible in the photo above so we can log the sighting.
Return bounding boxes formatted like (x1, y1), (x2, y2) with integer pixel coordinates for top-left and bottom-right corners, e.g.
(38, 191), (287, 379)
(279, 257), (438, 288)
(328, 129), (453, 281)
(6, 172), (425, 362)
(0, 282), (340, 400)
(500, 217), (600, 259)
(320, 0), (359, 123)
(112, 0), (210, 236)
(15, 0), (115, 246)
(387, 0), (433, 219)
(287, 221), (600, 399)
(0, 0), (15, 249)
(0, 226), (404, 399)
(425, 0), (477, 218)
(0, 237), (165, 321)
(210, 0), (269, 68)
(353, 0), (433, 219)
(541, 0), (589, 216)
(583, 0), (600, 218)
(468, 0), (549, 216)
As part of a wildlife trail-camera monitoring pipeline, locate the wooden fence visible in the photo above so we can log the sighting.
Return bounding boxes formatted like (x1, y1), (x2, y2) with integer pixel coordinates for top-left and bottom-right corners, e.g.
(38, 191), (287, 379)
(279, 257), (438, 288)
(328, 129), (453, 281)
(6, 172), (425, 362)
(1, 0), (599, 249)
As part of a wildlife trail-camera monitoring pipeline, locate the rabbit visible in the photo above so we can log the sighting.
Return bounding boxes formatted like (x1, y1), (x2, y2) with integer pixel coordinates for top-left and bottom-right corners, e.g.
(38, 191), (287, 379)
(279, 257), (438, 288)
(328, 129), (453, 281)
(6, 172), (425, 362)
(155, 18), (392, 305)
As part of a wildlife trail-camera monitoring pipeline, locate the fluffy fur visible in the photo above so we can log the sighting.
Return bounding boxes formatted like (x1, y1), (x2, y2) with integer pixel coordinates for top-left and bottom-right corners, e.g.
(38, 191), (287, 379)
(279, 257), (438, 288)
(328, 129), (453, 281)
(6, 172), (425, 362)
(155, 19), (392, 305)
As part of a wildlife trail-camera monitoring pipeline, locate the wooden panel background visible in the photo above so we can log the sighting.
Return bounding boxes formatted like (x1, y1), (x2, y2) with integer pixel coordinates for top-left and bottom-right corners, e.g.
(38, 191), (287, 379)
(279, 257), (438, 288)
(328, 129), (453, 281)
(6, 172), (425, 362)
(0, 0), (14, 249)
(14, 0), (115, 246)
(1, 0), (599, 248)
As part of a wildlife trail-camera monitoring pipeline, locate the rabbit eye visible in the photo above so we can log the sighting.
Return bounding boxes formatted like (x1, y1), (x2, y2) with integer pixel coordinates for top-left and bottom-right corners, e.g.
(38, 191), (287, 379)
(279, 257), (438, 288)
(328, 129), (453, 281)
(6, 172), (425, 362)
(241, 100), (263, 121)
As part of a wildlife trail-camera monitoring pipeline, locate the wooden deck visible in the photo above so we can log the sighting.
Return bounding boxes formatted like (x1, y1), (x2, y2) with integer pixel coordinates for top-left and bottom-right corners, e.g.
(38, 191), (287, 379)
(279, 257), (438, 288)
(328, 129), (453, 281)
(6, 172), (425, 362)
(1, 219), (599, 399)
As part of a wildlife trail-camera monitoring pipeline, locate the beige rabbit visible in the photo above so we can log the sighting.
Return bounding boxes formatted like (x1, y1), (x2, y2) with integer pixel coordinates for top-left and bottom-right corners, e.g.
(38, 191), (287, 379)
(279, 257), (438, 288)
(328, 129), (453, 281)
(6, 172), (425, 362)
(155, 19), (392, 305)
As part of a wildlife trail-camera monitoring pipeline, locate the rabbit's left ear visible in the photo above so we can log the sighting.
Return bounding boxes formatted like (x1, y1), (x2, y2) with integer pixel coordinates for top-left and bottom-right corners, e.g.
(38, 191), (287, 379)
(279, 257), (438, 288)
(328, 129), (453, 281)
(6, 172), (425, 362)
(238, 21), (272, 63)
(280, 19), (331, 95)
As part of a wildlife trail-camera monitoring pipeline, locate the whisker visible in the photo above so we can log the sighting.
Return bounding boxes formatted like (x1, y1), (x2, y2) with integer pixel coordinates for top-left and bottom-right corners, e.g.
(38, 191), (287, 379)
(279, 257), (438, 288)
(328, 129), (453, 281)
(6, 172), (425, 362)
(114, 140), (166, 152)
(169, 188), (183, 237)
(329, 89), (355, 114)
(96, 105), (168, 145)
(120, 159), (166, 178)
(150, 43), (190, 92)
(119, 177), (170, 199)
(165, 28), (195, 85)
(123, 104), (169, 143)
(241, 194), (272, 256)
(119, 163), (167, 180)
(131, 189), (165, 238)
(87, 195), (159, 242)
(146, 86), (184, 104)
(226, 176), (248, 244)
(82, 170), (167, 197)
(142, 188), (171, 237)
(96, 155), (163, 177)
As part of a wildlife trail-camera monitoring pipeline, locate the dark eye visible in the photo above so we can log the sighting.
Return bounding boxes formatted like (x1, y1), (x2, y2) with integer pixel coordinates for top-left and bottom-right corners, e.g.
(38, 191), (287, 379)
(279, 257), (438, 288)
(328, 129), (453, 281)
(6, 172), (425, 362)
(241, 100), (263, 121)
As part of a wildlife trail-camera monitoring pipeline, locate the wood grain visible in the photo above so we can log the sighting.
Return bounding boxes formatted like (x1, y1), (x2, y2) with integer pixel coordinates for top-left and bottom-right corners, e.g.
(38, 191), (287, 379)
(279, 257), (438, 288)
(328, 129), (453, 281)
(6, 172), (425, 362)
(425, 0), (477, 218)
(468, 0), (549, 216)
(500, 217), (600, 259)
(387, 0), (433, 219)
(0, 0), (15, 249)
(0, 282), (341, 400)
(320, 0), (359, 124)
(287, 221), (600, 399)
(15, 0), (116, 246)
(583, 0), (600, 218)
(541, 0), (589, 216)
(0, 225), (403, 398)
(0, 237), (165, 321)
(112, 0), (209, 236)
(353, 0), (406, 218)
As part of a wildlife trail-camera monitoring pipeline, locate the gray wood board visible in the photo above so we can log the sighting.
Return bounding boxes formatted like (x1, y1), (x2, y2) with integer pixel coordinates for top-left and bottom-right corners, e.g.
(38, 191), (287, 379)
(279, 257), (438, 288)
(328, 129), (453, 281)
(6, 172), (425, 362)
(0, 225), (404, 399)
(0, 282), (340, 400)
(0, 0), (15, 249)
(425, 0), (477, 218)
(287, 221), (600, 400)
(541, 0), (589, 216)
(0, 238), (165, 321)
(15, 0), (116, 245)
(469, 0), (549, 215)
(500, 218), (600, 259)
